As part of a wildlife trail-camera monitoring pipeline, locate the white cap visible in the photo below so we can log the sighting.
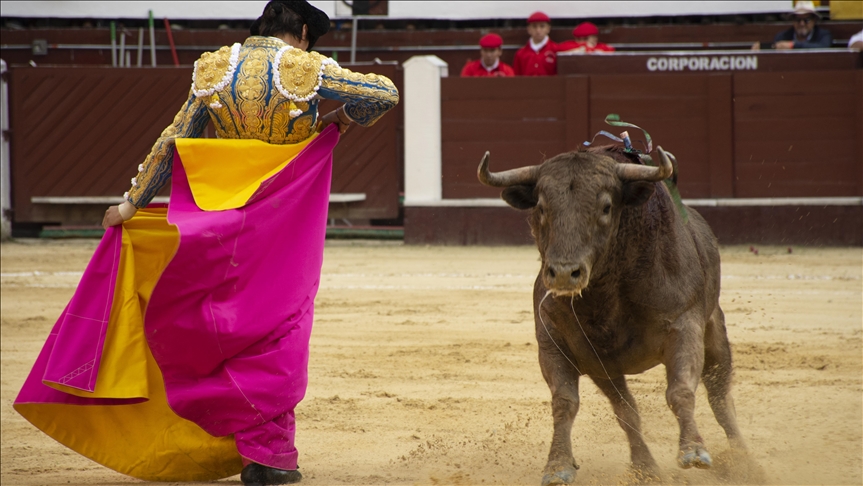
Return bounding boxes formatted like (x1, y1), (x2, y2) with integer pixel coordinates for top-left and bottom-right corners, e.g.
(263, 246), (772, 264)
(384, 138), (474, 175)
(792, 1), (820, 18)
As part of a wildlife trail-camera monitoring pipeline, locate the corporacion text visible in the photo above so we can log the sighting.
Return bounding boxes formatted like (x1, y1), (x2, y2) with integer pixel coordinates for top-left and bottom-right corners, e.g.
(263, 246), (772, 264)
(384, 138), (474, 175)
(646, 56), (758, 72)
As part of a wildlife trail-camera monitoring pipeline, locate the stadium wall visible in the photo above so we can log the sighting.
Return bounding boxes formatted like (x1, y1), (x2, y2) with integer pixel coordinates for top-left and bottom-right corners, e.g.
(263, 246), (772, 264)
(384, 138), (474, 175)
(402, 55), (863, 246)
(4, 52), (861, 244)
(5, 63), (402, 227)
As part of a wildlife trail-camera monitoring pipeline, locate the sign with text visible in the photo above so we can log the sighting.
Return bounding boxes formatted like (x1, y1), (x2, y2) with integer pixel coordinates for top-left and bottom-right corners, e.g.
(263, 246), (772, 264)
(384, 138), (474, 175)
(647, 55), (758, 72)
(559, 50), (863, 75)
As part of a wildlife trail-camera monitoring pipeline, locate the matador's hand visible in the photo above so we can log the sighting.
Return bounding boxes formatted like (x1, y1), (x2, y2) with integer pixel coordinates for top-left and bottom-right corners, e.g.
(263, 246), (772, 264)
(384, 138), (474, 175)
(102, 202), (137, 229)
(102, 206), (124, 228)
(316, 106), (352, 134)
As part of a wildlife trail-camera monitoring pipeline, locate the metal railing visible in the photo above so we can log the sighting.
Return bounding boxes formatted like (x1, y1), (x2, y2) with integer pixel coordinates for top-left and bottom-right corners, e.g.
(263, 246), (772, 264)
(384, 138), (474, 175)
(2, 39), (855, 54)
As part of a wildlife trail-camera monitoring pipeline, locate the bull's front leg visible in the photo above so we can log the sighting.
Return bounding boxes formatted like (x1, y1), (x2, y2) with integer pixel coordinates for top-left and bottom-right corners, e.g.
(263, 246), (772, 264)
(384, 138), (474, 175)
(590, 375), (660, 479)
(663, 314), (712, 470)
(537, 333), (581, 485)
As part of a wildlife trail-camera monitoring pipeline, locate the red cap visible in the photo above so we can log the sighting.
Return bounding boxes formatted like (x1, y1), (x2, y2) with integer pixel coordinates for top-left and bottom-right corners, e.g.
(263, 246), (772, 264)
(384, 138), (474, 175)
(527, 11), (550, 24)
(572, 22), (599, 37)
(479, 33), (503, 49)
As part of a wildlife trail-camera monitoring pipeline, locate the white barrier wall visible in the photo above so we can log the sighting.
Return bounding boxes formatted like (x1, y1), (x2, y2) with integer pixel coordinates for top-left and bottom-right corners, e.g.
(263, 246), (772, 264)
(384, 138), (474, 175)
(403, 55), (447, 205)
(1, 59), (11, 240)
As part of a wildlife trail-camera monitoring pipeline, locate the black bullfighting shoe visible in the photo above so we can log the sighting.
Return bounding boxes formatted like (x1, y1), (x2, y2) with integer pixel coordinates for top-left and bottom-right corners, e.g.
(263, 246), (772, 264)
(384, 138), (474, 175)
(240, 463), (302, 485)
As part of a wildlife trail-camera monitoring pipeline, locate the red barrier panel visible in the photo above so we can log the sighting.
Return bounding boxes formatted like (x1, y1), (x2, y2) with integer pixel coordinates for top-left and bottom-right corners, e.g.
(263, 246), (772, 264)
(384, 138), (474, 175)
(8, 63), (403, 224)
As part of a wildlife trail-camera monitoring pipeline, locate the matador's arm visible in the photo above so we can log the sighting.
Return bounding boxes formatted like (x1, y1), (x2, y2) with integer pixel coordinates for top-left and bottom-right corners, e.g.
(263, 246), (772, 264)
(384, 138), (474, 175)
(125, 90), (209, 209)
(316, 64), (399, 127)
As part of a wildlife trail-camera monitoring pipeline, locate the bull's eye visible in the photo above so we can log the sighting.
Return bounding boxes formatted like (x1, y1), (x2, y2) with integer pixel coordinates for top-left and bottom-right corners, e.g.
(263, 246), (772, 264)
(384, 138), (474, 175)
(603, 204), (612, 215)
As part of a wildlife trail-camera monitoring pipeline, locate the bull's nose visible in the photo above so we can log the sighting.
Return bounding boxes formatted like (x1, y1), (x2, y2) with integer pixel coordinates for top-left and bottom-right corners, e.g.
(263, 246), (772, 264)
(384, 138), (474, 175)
(545, 262), (588, 291)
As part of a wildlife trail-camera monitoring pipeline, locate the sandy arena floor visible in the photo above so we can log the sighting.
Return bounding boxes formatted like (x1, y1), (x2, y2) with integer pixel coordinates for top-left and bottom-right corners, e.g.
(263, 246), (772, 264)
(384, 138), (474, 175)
(1, 239), (861, 486)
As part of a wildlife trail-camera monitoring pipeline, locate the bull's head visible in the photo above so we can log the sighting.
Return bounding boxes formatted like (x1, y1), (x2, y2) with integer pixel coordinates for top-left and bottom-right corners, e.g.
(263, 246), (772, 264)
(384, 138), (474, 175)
(478, 147), (673, 296)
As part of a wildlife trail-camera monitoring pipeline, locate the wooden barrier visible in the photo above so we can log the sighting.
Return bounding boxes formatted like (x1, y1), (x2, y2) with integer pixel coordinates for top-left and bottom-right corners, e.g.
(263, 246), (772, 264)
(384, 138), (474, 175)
(404, 203), (863, 246)
(5, 48), (861, 243)
(7, 63), (403, 226)
(3, 22), (863, 69)
(439, 68), (862, 201)
(558, 49), (863, 75)
(409, 58), (862, 246)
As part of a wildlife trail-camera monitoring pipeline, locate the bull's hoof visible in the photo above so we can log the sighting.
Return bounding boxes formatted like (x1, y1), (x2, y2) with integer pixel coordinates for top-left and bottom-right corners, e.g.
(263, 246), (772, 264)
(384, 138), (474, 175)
(678, 446), (712, 469)
(541, 469), (576, 486)
(541, 461), (579, 486)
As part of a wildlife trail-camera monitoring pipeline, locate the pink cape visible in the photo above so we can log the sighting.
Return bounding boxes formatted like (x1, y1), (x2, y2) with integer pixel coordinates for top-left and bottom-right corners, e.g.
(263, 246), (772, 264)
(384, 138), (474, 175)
(14, 126), (340, 480)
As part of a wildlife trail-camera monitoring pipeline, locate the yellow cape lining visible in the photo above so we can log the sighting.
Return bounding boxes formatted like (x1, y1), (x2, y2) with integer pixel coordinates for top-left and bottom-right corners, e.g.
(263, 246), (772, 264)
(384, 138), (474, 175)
(15, 140), (313, 481)
(177, 134), (318, 211)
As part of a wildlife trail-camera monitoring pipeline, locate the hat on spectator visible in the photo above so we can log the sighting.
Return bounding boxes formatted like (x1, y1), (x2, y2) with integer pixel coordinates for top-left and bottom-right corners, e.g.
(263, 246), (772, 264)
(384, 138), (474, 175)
(527, 12), (551, 24)
(479, 33), (504, 49)
(791, 0), (820, 18)
(572, 22), (599, 37)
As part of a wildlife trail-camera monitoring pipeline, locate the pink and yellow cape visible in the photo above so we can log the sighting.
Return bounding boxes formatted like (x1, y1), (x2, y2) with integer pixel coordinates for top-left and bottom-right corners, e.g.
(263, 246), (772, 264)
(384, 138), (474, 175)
(14, 126), (340, 481)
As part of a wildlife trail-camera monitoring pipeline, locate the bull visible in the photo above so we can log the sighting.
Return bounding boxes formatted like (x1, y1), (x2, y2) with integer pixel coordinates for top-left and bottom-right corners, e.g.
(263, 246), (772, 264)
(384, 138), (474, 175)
(478, 145), (753, 484)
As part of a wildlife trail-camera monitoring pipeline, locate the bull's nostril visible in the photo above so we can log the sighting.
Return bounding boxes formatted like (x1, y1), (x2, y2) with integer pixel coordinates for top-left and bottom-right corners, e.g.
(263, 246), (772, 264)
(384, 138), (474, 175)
(571, 269), (581, 279)
(548, 267), (556, 279)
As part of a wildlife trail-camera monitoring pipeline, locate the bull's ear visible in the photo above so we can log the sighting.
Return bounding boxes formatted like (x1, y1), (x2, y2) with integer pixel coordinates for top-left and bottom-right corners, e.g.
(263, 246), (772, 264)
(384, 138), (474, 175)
(622, 181), (655, 206)
(501, 185), (538, 210)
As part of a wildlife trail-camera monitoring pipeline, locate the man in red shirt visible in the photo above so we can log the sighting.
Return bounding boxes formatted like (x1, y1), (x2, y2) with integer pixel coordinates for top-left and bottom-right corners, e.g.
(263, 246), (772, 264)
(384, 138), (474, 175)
(512, 12), (558, 76)
(461, 33), (515, 77)
(558, 22), (616, 53)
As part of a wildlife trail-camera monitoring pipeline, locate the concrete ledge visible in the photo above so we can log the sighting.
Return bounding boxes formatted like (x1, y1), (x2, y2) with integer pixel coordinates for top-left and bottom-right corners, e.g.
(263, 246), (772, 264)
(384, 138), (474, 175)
(405, 197), (863, 208)
(405, 206), (533, 246)
(405, 204), (863, 246)
(31, 193), (367, 204)
(37, 225), (403, 240)
(26, 194), (369, 226)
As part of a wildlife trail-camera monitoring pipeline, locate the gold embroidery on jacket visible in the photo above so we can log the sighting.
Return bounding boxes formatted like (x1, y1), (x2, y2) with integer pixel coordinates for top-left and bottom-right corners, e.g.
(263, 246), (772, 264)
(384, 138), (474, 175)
(193, 46), (233, 93)
(278, 49), (325, 100)
(271, 101), (311, 143)
(319, 65), (399, 126)
(129, 37), (399, 207)
(127, 92), (208, 207)
(286, 115), (314, 143)
(209, 39), (321, 143)
(236, 47), (268, 138)
(322, 66), (399, 103)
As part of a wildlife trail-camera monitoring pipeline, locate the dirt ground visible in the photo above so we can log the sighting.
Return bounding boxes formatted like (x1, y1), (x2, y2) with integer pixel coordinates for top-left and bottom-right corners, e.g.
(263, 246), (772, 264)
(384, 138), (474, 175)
(1, 239), (861, 486)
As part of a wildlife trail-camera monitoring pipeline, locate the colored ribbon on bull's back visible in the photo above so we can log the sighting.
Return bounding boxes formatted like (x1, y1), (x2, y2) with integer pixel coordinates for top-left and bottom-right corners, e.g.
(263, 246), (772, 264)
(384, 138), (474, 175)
(14, 126), (340, 481)
(583, 114), (688, 223)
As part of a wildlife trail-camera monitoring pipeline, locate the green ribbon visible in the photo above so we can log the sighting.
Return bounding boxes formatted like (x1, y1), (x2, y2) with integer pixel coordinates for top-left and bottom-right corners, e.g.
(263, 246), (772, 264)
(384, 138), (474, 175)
(602, 114), (653, 153)
(584, 114), (688, 223)
(651, 151), (689, 224)
(583, 114), (652, 153)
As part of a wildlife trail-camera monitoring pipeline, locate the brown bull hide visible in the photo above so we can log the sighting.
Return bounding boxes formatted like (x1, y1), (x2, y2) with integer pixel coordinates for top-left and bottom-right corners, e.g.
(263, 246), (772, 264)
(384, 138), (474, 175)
(478, 146), (761, 485)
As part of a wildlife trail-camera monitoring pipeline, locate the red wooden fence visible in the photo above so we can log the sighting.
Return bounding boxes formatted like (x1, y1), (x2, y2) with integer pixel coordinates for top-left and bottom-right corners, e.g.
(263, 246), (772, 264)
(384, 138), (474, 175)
(440, 70), (863, 200)
(7, 63), (402, 224)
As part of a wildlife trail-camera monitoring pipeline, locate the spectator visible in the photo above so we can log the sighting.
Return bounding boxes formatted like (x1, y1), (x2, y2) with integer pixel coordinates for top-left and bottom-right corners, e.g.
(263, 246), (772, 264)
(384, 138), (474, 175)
(558, 22), (616, 53)
(849, 30), (863, 50)
(772, 0), (832, 49)
(513, 11), (559, 76)
(461, 33), (515, 77)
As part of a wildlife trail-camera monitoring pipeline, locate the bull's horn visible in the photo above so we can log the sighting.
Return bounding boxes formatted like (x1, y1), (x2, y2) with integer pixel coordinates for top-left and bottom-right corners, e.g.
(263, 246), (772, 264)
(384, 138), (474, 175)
(615, 146), (674, 182)
(477, 151), (540, 187)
